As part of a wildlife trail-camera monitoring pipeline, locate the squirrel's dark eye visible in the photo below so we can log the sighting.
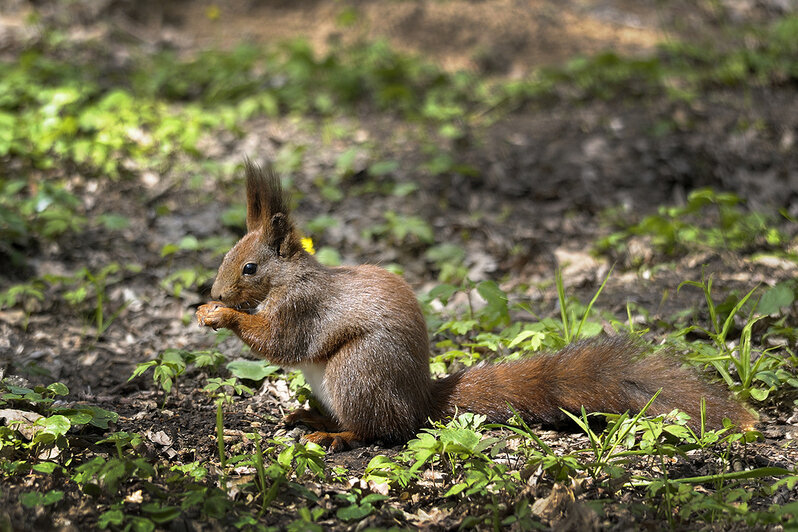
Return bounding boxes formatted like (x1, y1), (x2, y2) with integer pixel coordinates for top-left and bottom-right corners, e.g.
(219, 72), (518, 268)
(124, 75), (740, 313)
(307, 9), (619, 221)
(242, 263), (257, 275)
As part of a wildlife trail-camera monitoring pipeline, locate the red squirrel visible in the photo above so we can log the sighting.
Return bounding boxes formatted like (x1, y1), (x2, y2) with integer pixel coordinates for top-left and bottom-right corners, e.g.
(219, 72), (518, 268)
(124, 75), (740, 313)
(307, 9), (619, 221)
(196, 161), (755, 451)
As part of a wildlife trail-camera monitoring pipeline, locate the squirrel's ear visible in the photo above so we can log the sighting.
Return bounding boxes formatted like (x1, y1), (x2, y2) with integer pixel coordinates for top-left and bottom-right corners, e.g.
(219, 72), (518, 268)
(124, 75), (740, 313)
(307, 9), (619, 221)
(267, 213), (302, 257)
(245, 159), (288, 232)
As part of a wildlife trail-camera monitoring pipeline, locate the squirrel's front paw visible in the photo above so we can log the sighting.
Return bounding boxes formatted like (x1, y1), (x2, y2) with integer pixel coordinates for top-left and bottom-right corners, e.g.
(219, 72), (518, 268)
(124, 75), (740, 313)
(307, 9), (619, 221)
(196, 301), (231, 330)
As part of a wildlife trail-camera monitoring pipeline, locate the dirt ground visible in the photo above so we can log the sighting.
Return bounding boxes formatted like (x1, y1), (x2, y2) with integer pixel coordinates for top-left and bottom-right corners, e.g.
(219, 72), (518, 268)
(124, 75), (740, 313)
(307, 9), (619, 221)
(1, 0), (798, 529)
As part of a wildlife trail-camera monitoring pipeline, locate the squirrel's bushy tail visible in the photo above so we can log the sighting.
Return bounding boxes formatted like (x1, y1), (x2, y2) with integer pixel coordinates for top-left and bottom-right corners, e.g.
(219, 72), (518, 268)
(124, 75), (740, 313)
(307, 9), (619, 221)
(431, 337), (755, 430)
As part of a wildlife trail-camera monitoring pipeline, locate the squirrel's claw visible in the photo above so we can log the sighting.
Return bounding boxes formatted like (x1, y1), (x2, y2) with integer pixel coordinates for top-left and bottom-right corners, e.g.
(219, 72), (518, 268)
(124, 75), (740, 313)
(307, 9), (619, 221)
(302, 430), (360, 453)
(283, 408), (341, 432)
(196, 302), (227, 329)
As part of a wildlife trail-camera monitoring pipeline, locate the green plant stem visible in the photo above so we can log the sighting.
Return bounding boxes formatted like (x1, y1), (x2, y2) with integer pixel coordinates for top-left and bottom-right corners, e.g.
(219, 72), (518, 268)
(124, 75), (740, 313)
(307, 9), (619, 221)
(633, 466), (790, 486)
(253, 438), (268, 516)
(216, 400), (226, 469)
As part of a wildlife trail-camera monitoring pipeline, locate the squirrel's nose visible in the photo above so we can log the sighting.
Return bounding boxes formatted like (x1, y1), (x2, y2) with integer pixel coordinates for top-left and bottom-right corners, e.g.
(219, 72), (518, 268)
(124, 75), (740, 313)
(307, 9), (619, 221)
(209, 277), (223, 302)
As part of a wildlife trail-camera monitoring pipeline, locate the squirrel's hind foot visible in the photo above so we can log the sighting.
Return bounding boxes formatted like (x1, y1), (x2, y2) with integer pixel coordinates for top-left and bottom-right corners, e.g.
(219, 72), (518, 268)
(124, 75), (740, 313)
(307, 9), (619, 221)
(283, 407), (341, 432)
(284, 410), (366, 451)
(302, 430), (361, 452)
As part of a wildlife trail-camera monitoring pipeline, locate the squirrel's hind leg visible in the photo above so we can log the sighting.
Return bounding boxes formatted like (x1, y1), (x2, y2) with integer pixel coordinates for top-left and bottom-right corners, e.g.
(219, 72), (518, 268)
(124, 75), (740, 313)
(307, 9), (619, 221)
(283, 407), (341, 432)
(284, 409), (362, 451)
(303, 430), (361, 452)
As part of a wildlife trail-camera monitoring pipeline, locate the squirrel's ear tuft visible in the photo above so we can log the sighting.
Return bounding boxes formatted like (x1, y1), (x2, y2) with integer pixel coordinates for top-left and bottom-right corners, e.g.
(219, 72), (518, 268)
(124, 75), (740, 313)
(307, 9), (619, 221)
(244, 159), (289, 232)
(268, 213), (302, 257)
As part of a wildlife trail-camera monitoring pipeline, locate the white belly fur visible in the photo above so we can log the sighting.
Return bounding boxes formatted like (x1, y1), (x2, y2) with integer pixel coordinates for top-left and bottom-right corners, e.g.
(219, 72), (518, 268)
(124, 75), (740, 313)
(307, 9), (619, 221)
(295, 362), (333, 414)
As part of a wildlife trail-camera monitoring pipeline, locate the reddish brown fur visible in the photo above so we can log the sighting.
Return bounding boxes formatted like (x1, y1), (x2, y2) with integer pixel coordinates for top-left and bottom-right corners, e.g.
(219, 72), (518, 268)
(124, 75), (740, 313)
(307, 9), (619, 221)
(431, 337), (755, 430)
(197, 162), (755, 450)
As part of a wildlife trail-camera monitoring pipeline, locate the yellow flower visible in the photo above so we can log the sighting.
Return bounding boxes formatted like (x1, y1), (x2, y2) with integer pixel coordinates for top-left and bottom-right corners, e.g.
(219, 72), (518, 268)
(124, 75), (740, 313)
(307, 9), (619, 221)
(301, 237), (315, 255)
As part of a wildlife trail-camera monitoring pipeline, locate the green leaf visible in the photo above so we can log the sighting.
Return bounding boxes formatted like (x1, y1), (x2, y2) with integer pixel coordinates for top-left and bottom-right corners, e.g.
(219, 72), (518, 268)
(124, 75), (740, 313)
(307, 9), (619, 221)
(152, 367), (174, 394)
(0, 112), (15, 155)
(336, 504), (373, 521)
(392, 182), (418, 196)
(19, 490), (64, 507)
(443, 482), (469, 497)
(428, 283), (458, 305)
(97, 213), (130, 231)
(98, 509), (125, 528)
(203, 494), (232, 518)
(193, 349), (225, 369)
(55, 405), (119, 429)
(306, 214), (339, 234)
(160, 243), (179, 257)
(669, 466), (790, 484)
(37, 414), (71, 437)
(425, 243), (466, 266)
(46, 382), (69, 396)
(5, 384), (34, 395)
(507, 330), (545, 350)
(440, 427), (480, 452)
(453, 320), (479, 335)
(360, 493), (389, 505)
(129, 516), (156, 532)
(141, 503), (182, 524)
(178, 235), (200, 250)
(335, 147), (359, 176)
(315, 246), (342, 267)
(33, 462), (59, 474)
(758, 282), (794, 315)
(221, 204), (247, 229)
(368, 159), (399, 176)
(42, 490), (65, 505)
(60, 411), (93, 425)
(400, 216), (433, 243)
(749, 387), (770, 401)
(226, 359), (280, 381)
(84, 406), (119, 429)
(129, 360), (157, 381)
(476, 280), (509, 327)
(277, 446), (294, 470)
